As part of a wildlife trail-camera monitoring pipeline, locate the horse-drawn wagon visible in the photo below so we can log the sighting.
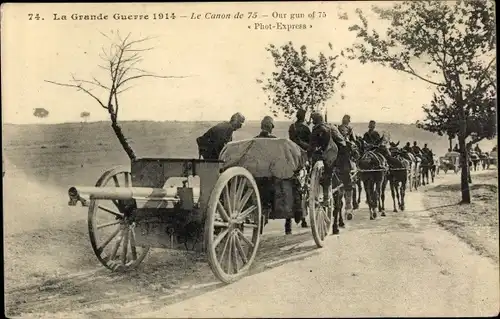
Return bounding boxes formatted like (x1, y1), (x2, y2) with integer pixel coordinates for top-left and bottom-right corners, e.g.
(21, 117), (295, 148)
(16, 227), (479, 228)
(67, 138), (335, 283)
(439, 151), (460, 174)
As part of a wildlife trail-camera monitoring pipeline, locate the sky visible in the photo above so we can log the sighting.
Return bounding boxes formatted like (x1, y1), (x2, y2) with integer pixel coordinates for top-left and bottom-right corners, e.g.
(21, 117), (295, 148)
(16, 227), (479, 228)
(2, 2), (439, 125)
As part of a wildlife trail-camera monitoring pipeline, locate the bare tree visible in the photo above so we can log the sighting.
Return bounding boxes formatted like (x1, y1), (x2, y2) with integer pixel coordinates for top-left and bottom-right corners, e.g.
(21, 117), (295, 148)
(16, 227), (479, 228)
(46, 31), (190, 161)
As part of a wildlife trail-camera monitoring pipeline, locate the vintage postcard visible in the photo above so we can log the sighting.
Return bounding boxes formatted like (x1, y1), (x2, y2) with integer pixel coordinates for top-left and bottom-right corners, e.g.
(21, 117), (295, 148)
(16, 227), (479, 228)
(2, 1), (498, 318)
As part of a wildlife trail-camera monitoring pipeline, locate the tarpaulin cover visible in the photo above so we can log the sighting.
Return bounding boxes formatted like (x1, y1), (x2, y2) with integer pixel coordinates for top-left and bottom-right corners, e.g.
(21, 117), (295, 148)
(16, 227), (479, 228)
(219, 138), (307, 179)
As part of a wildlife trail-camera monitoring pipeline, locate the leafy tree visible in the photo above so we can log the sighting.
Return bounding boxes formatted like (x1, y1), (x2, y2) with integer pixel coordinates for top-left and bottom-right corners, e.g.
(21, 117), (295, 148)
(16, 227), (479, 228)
(257, 41), (346, 120)
(346, 0), (496, 203)
(33, 107), (49, 119)
(80, 111), (91, 123)
(46, 30), (191, 161)
(416, 88), (497, 146)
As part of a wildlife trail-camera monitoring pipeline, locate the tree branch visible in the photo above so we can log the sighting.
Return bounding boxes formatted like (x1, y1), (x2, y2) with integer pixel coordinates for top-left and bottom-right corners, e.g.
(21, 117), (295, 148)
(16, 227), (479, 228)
(44, 80), (107, 109)
(402, 62), (445, 87)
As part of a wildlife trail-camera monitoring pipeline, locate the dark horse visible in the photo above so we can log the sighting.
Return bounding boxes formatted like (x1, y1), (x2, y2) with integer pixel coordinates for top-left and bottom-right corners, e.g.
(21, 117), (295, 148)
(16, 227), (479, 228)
(333, 138), (361, 226)
(388, 142), (410, 212)
(357, 137), (390, 220)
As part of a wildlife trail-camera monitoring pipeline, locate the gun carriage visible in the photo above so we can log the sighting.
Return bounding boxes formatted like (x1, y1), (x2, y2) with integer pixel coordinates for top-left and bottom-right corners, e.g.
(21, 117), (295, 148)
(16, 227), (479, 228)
(68, 138), (335, 283)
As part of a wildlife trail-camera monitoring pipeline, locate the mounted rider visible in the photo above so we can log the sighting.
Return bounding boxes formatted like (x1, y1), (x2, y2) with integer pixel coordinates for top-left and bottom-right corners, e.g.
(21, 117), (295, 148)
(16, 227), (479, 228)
(288, 109), (311, 230)
(308, 112), (343, 205)
(337, 114), (357, 214)
(474, 144), (482, 154)
(289, 109), (311, 151)
(196, 112), (245, 160)
(362, 120), (382, 146)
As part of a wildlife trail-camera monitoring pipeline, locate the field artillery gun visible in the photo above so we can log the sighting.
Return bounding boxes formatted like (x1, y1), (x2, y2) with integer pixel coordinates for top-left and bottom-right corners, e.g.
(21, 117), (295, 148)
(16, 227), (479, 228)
(68, 138), (335, 283)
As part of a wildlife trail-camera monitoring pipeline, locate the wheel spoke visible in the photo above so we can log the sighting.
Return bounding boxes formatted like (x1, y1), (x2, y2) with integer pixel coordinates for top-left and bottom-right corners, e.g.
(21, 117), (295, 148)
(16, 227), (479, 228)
(97, 226), (121, 254)
(236, 205), (257, 222)
(231, 176), (238, 213)
(97, 220), (121, 230)
(226, 235), (234, 274)
(223, 185), (233, 217)
(234, 177), (247, 212)
(98, 205), (123, 218)
(235, 229), (254, 248)
(234, 234), (248, 264)
(121, 227), (129, 265)
(238, 189), (254, 217)
(124, 172), (131, 187)
(218, 233), (231, 265)
(129, 228), (138, 260)
(109, 229), (123, 260)
(112, 175), (120, 187)
(216, 201), (230, 222)
(231, 237), (240, 273)
(213, 228), (230, 248)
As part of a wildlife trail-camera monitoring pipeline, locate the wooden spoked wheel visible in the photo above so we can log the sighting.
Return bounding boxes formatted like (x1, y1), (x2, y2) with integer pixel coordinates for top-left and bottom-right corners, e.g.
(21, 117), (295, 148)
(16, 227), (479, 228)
(88, 166), (150, 272)
(309, 160), (333, 248)
(205, 167), (262, 284)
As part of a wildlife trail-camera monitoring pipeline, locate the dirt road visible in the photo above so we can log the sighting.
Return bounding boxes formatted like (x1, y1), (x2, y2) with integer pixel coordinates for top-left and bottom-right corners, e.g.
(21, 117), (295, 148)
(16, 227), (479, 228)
(4, 169), (499, 317)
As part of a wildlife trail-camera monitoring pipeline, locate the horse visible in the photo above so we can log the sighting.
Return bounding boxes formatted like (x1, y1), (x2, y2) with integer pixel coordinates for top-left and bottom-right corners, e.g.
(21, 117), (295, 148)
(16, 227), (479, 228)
(351, 136), (364, 211)
(387, 142), (410, 212)
(357, 137), (390, 220)
(330, 137), (359, 232)
(469, 151), (481, 171)
(480, 152), (490, 170)
(396, 148), (416, 192)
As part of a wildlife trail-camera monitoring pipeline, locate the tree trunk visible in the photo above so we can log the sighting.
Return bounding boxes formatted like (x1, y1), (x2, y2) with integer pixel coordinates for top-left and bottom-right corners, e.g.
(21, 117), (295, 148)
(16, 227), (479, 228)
(111, 121), (137, 161)
(448, 137), (452, 151)
(457, 104), (470, 204)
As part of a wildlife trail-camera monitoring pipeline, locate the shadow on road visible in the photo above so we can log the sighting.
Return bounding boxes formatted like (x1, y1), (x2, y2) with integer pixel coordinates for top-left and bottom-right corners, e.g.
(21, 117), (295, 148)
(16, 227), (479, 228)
(5, 223), (320, 317)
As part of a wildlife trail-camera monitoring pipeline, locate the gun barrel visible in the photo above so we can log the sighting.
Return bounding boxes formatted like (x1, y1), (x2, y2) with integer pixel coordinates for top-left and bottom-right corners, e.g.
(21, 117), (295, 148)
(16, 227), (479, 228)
(68, 186), (200, 207)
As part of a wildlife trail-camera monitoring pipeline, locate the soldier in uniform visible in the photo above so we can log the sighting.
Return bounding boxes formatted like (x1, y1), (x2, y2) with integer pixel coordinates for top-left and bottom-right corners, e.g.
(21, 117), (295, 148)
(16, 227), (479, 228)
(255, 116), (276, 138)
(338, 114), (356, 143)
(411, 141), (422, 158)
(288, 109), (311, 229)
(196, 112), (245, 160)
(308, 112), (342, 205)
(362, 120), (382, 145)
(289, 109), (311, 151)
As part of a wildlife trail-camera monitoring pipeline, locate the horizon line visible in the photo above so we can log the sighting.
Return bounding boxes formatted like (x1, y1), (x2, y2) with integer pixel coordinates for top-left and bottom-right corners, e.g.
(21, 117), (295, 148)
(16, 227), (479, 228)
(2, 119), (418, 126)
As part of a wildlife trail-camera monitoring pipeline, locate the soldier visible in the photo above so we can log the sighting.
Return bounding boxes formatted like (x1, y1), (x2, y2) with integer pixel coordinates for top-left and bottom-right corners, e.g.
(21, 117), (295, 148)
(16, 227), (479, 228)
(362, 120), (382, 145)
(308, 112), (340, 205)
(288, 109), (311, 229)
(474, 144), (482, 154)
(411, 141), (422, 157)
(338, 114), (356, 143)
(403, 142), (412, 154)
(255, 116), (276, 138)
(196, 112), (245, 160)
(422, 143), (432, 157)
(289, 109), (311, 151)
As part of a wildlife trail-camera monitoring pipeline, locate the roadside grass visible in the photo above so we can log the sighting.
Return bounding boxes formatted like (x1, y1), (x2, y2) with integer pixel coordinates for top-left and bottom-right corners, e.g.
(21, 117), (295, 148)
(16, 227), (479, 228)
(423, 171), (499, 263)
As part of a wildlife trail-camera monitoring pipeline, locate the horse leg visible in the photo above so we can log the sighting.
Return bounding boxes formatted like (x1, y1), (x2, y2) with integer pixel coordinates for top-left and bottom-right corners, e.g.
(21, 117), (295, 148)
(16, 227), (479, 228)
(338, 188), (345, 228)
(285, 218), (292, 235)
(352, 182), (359, 210)
(363, 179), (374, 220)
(357, 180), (362, 208)
(332, 190), (342, 235)
(400, 181), (406, 211)
(390, 179), (397, 212)
(378, 177), (386, 217)
(344, 183), (353, 222)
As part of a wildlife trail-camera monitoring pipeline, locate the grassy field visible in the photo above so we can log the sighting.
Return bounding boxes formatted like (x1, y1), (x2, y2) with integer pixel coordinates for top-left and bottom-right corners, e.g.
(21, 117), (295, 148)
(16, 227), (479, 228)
(423, 171), (499, 263)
